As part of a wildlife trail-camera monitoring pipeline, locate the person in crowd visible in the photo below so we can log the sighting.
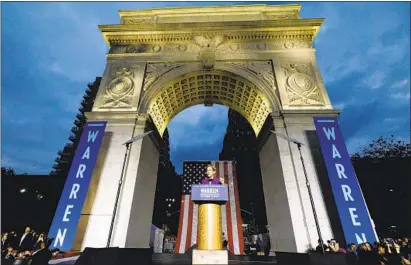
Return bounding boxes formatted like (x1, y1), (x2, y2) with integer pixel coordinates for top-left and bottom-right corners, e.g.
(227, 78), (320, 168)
(357, 242), (378, 265)
(347, 243), (358, 257)
(222, 233), (228, 250)
(13, 250), (31, 265)
(315, 239), (329, 253)
(2, 233), (10, 250)
(327, 239), (347, 253)
(7, 231), (18, 249)
(2, 247), (16, 260)
(256, 237), (265, 256)
(33, 233), (45, 250)
(401, 240), (411, 260)
(377, 244), (389, 265)
(28, 241), (52, 265)
(335, 241), (347, 254)
(18, 227), (34, 251)
(385, 238), (401, 254)
(14, 252), (26, 264)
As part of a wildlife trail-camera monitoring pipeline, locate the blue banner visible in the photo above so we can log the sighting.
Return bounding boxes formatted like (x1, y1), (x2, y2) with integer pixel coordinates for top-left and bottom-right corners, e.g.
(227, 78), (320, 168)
(191, 184), (228, 202)
(48, 121), (107, 251)
(313, 117), (377, 245)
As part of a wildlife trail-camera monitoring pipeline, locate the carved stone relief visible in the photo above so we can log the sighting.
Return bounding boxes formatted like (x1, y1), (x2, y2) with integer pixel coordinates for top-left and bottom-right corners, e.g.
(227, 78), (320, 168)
(109, 44), (199, 54)
(193, 35), (225, 70)
(110, 45), (148, 54)
(143, 63), (184, 91)
(217, 41), (311, 54)
(229, 61), (276, 90)
(100, 66), (137, 108)
(281, 64), (324, 106)
(124, 19), (151, 24)
(123, 15), (157, 25)
(264, 12), (299, 20)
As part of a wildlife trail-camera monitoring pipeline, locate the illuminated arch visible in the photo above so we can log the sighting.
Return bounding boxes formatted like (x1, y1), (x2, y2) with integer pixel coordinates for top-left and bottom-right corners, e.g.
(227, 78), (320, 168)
(139, 64), (280, 137)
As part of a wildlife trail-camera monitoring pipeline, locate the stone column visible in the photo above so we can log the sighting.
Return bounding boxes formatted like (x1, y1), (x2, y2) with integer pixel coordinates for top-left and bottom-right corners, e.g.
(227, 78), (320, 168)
(259, 114), (310, 253)
(281, 110), (338, 249)
(73, 113), (160, 250)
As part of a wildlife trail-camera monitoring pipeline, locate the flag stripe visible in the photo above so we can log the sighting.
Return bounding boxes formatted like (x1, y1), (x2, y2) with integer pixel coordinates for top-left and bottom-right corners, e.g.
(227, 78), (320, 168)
(228, 161), (240, 255)
(224, 162), (234, 254)
(185, 199), (194, 251)
(219, 162), (228, 241)
(191, 203), (198, 246)
(179, 195), (190, 253)
(232, 163), (245, 254)
(175, 197), (185, 253)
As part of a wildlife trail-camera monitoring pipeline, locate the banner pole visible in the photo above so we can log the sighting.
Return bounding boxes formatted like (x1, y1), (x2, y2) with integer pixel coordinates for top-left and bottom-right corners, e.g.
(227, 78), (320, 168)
(297, 143), (325, 253)
(106, 143), (131, 248)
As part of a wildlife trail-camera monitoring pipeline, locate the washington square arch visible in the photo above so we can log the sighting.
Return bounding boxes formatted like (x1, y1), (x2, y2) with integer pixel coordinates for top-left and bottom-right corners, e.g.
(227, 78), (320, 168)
(48, 4), (372, 255)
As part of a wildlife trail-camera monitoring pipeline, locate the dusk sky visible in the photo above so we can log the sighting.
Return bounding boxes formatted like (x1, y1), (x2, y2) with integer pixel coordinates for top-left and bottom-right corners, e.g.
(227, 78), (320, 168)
(2, 2), (410, 174)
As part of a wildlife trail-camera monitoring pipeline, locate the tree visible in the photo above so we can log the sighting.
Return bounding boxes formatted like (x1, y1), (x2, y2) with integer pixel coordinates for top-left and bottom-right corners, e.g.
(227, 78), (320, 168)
(352, 135), (411, 159)
(1, 167), (16, 177)
(351, 136), (411, 237)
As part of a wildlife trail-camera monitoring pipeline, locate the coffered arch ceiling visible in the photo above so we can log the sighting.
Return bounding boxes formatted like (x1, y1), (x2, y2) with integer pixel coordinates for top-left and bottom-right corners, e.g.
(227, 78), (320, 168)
(146, 70), (273, 136)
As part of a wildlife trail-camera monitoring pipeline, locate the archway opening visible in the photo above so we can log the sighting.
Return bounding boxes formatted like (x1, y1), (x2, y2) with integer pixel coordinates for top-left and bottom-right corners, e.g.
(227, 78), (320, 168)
(146, 70), (272, 137)
(151, 103), (270, 255)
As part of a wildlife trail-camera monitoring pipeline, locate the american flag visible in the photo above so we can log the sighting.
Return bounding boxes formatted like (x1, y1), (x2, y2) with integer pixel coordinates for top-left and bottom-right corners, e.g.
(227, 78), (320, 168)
(175, 161), (244, 255)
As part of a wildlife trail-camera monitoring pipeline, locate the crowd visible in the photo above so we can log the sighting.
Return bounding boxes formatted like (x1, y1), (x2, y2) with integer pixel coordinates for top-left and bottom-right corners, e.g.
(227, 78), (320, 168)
(163, 235), (176, 253)
(313, 237), (411, 265)
(1, 226), (55, 265)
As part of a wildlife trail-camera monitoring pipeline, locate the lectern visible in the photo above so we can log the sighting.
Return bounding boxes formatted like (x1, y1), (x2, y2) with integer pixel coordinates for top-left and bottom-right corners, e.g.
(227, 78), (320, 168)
(191, 184), (229, 264)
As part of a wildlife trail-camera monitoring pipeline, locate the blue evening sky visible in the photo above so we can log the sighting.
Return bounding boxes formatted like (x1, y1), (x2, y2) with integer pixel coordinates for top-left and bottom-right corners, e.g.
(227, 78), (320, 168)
(1, 2), (410, 174)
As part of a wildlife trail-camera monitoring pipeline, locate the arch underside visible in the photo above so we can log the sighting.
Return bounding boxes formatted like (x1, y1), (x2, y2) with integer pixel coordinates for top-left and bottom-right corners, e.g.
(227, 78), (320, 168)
(147, 70), (272, 136)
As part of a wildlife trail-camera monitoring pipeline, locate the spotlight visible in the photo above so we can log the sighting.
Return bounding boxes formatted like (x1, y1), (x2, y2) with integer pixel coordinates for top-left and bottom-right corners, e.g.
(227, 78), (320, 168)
(19, 188), (27, 193)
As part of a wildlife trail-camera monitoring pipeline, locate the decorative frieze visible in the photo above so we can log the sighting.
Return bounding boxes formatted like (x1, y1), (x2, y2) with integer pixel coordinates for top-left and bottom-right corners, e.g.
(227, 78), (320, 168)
(109, 40), (312, 56)
(217, 40), (312, 53)
(109, 44), (200, 54)
(105, 30), (316, 46)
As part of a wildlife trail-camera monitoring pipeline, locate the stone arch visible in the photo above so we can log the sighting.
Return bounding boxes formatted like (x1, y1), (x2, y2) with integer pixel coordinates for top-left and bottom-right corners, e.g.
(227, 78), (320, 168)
(139, 63), (281, 136)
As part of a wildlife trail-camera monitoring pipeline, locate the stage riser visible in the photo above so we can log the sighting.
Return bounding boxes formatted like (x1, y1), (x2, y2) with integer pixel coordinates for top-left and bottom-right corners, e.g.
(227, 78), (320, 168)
(46, 251), (357, 265)
(74, 247), (152, 265)
(276, 252), (354, 265)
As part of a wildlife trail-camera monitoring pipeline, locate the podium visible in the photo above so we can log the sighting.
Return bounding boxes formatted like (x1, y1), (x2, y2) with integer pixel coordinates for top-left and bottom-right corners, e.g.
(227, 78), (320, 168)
(191, 184), (229, 264)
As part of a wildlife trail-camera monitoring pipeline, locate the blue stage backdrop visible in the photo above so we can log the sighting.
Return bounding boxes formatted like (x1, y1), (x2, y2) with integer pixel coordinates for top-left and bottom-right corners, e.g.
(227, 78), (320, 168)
(48, 121), (107, 251)
(313, 117), (377, 245)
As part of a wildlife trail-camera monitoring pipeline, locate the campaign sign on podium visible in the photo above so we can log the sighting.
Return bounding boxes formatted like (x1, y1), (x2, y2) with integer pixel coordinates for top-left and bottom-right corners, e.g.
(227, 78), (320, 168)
(191, 184), (228, 202)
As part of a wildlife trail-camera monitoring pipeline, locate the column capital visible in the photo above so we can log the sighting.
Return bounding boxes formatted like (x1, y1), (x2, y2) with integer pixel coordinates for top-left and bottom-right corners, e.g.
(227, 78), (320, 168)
(281, 109), (340, 118)
(85, 111), (139, 126)
(271, 114), (286, 129)
(280, 109), (340, 127)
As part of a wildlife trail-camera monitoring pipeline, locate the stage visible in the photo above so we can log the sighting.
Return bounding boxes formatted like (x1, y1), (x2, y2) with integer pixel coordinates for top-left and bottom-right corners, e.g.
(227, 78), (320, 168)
(46, 250), (355, 265)
(48, 253), (278, 265)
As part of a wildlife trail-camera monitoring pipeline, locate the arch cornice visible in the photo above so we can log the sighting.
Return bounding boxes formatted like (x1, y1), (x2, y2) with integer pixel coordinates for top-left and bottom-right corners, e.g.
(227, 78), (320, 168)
(138, 62), (281, 114)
